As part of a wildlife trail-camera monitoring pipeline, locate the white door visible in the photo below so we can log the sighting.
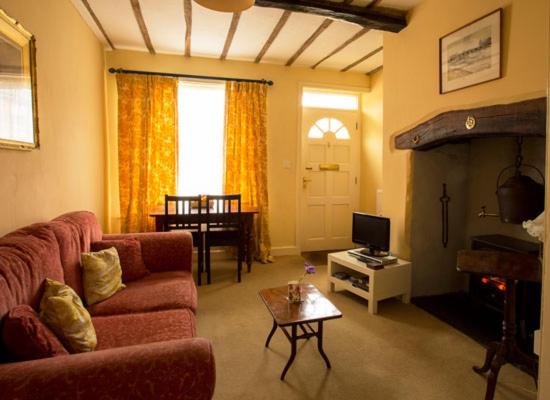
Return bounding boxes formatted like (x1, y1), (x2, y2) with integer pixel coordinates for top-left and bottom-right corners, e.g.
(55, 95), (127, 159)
(300, 108), (360, 251)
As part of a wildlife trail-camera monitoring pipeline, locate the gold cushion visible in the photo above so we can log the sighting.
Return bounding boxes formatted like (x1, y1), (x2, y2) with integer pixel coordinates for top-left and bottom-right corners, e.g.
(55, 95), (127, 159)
(39, 279), (97, 353)
(81, 247), (125, 306)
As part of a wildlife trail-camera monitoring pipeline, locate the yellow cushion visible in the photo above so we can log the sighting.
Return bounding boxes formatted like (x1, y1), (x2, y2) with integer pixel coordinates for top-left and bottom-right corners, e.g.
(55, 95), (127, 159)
(81, 247), (125, 306)
(39, 279), (97, 353)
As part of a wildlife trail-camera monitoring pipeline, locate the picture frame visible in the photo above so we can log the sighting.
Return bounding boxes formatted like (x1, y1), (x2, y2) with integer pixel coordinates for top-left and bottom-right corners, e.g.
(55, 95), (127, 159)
(439, 8), (502, 94)
(0, 8), (39, 150)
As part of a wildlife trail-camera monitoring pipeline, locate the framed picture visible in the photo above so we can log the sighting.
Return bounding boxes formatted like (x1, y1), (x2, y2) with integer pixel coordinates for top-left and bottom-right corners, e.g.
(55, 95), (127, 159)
(0, 9), (38, 150)
(440, 9), (502, 94)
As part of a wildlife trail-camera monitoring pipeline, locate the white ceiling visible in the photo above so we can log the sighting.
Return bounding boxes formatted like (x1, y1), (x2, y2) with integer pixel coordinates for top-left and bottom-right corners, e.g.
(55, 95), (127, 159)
(71, 0), (422, 73)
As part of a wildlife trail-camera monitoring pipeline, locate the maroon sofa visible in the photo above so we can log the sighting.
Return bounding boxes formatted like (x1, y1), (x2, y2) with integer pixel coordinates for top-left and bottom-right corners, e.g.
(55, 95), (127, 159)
(0, 211), (215, 400)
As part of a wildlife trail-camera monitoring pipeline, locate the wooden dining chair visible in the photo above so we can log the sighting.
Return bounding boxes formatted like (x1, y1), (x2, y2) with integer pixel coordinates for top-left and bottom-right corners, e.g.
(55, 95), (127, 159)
(205, 194), (243, 284)
(163, 195), (205, 285)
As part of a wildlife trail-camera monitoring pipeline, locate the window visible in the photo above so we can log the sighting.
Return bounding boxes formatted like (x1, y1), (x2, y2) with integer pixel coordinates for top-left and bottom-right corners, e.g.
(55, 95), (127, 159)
(302, 89), (358, 110)
(307, 117), (350, 140)
(177, 81), (225, 196)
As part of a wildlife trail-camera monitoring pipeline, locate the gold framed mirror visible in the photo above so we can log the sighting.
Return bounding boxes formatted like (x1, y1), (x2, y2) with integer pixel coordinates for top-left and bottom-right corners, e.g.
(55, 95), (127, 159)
(0, 9), (38, 150)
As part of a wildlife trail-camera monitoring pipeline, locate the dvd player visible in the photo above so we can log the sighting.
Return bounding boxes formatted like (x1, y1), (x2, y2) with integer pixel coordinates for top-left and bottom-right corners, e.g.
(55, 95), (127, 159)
(347, 249), (397, 265)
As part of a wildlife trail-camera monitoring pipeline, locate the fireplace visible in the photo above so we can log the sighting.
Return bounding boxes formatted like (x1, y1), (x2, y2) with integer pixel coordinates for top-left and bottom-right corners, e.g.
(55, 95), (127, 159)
(395, 98), (546, 354)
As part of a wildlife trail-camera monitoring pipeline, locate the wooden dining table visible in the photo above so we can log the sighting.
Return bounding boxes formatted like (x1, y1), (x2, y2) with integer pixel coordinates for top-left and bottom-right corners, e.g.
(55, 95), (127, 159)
(149, 204), (258, 272)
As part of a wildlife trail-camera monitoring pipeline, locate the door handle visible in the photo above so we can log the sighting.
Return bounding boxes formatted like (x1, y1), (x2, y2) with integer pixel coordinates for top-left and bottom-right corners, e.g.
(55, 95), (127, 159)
(303, 176), (312, 188)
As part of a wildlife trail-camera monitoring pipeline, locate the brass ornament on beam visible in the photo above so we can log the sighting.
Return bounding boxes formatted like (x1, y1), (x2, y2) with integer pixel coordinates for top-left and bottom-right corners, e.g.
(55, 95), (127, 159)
(465, 115), (476, 130)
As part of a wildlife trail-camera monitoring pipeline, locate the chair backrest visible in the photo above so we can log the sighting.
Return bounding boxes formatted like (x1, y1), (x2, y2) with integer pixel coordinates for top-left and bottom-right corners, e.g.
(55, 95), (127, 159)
(206, 194), (241, 232)
(164, 195), (202, 232)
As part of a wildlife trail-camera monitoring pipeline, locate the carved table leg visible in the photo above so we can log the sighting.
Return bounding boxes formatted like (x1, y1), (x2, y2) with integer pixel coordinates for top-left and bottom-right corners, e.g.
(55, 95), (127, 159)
(473, 341), (499, 374)
(281, 325), (297, 380)
(265, 319), (277, 348)
(484, 345), (507, 400)
(317, 321), (331, 369)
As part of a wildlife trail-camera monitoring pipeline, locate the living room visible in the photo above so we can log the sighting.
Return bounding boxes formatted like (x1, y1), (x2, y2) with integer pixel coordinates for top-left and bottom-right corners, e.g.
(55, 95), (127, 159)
(0, 0), (549, 399)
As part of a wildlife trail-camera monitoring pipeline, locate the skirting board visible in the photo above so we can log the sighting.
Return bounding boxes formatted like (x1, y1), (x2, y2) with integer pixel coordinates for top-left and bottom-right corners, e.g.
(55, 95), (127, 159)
(191, 246), (300, 261)
(271, 246), (300, 256)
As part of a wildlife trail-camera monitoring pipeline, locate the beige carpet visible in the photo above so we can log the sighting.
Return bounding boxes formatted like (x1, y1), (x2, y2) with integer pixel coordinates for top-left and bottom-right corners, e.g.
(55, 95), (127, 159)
(196, 254), (536, 400)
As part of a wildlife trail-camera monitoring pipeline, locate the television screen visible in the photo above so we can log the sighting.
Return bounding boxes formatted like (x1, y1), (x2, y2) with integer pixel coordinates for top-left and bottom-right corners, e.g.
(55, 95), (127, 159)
(352, 213), (390, 254)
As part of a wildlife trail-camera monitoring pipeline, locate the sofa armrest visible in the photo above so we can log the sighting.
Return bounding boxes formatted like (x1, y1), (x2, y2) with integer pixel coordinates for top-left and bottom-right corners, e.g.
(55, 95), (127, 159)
(103, 231), (193, 273)
(0, 338), (215, 400)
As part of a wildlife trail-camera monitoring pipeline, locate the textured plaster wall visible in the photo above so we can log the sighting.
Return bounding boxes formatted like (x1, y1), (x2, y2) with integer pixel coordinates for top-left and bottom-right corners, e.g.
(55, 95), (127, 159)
(0, 0), (106, 235)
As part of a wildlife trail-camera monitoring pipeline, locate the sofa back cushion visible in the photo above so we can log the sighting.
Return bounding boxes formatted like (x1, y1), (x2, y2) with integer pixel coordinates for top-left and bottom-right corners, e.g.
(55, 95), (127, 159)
(91, 239), (150, 282)
(49, 212), (103, 297)
(0, 225), (65, 321)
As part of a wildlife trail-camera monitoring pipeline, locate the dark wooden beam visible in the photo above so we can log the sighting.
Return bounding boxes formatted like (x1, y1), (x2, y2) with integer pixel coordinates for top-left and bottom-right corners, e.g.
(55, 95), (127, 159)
(183, 0), (192, 57)
(80, 0), (116, 49)
(254, 0), (406, 32)
(366, 65), (382, 75)
(394, 97), (547, 151)
(286, 18), (333, 66)
(341, 46), (382, 72)
(130, 0), (155, 54)
(366, 0), (382, 8)
(255, 10), (291, 63)
(220, 12), (241, 61)
(311, 27), (369, 69)
(342, 0), (353, 5)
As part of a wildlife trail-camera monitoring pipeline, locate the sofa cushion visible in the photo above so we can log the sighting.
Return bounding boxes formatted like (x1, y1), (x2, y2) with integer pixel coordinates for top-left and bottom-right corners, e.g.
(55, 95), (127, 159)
(81, 248), (125, 306)
(2, 305), (68, 361)
(91, 239), (150, 282)
(0, 226), (65, 320)
(87, 271), (197, 316)
(40, 279), (97, 353)
(93, 308), (196, 350)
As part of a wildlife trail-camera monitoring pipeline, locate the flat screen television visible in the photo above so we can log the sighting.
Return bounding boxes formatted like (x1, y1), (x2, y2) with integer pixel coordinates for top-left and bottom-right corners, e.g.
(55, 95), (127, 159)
(352, 213), (390, 256)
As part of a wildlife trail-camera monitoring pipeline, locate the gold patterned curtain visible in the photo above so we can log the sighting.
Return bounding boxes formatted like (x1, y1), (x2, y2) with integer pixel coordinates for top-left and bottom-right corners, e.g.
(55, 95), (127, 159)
(224, 81), (273, 263)
(116, 74), (178, 232)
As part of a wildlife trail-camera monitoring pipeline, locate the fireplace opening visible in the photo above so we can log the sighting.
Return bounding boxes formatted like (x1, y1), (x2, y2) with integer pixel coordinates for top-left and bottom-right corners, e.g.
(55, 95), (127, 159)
(407, 135), (545, 358)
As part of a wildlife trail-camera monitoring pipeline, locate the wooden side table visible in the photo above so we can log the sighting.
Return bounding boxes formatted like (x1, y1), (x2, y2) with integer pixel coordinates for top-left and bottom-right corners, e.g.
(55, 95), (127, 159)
(258, 284), (342, 380)
(457, 250), (541, 400)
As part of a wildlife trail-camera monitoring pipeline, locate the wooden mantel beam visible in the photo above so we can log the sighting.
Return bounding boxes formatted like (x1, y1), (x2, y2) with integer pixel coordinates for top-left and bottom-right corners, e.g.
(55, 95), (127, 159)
(254, 0), (406, 32)
(394, 97), (547, 151)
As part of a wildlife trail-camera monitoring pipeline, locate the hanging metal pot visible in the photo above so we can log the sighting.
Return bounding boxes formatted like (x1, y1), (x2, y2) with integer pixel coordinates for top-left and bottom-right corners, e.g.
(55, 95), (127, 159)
(496, 164), (544, 224)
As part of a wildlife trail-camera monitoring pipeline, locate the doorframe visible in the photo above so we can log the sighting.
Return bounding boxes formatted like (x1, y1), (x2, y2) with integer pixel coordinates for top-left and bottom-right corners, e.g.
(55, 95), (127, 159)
(295, 82), (368, 253)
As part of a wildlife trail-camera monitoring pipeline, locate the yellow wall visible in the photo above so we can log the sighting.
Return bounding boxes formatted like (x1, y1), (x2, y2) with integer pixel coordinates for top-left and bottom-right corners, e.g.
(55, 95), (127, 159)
(360, 69), (383, 213)
(541, 116), (550, 398)
(104, 50), (373, 251)
(0, 0), (106, 235)
(383, 0), (549, 259)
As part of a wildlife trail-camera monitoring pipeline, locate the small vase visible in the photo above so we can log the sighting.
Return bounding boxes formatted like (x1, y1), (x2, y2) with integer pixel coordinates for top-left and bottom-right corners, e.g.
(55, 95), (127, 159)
(288, 280), (302, 303)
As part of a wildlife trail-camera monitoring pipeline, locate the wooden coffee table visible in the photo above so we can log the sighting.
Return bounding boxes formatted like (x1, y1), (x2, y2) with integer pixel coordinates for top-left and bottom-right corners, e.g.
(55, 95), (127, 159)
(258, 284), (342, 380)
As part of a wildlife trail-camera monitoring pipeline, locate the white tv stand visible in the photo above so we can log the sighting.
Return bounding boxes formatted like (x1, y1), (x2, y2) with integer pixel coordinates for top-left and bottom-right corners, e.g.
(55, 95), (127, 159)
(327, 251), (411, 314)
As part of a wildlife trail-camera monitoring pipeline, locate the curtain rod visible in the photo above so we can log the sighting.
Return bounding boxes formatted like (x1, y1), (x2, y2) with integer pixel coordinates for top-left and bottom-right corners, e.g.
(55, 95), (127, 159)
(108, 68), (274, 86)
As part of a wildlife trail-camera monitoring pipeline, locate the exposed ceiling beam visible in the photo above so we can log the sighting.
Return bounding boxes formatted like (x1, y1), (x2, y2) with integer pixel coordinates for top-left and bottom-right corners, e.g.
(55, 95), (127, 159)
(311, 27), (369, 69)
(366, 65), (383, 76)
(286, 18), (333, 66)
(183, 0), (192, 57)
(366, 0), (383, 8)
(220, 12), (241, 61)
(254, 0), (406, 32)
(80, 0), (116, 50)
(342, 0), (353, 4)
(255, 10), (292, 63)
(130, 0), (155, 54)
(341, 46), (382, 72)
